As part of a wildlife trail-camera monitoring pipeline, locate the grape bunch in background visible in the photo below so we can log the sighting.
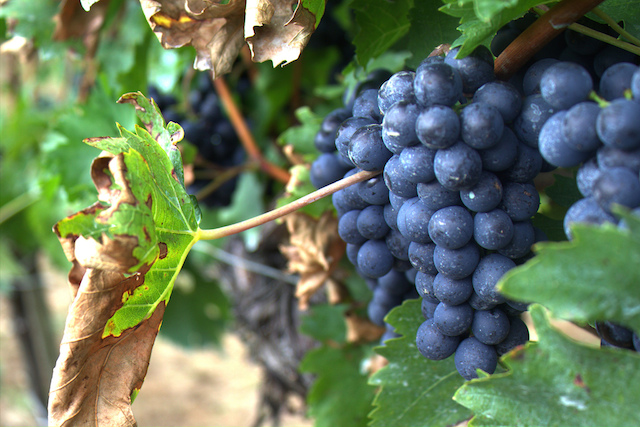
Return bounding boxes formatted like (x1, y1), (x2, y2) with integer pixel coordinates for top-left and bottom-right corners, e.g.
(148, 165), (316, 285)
(311, 14), (640, 379)
(149, 73), (246, 208)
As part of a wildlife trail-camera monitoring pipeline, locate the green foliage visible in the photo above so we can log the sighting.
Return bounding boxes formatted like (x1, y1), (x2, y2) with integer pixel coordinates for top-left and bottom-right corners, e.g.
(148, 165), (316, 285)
(300, 303), (348, 343)
(596, 0), (640, 36)
(352, 0), (415, 65)
(440, 0), (555, 57)
(455, 305), (640, 427)
(499, 217), (640, 332)
(55, 93), (200, 337)
(545, 173), (583, 209)
(369, 299), (472, 427)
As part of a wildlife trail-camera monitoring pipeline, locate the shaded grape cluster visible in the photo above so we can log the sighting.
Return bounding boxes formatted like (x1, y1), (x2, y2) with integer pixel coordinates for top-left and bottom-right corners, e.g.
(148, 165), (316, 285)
(150, 73), (246, 208)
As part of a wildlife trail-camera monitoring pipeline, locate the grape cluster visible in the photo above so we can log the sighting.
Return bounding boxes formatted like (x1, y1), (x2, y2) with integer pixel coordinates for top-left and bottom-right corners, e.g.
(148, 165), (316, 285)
(312, 47), (545, 379)
(150, 73), (246, 207)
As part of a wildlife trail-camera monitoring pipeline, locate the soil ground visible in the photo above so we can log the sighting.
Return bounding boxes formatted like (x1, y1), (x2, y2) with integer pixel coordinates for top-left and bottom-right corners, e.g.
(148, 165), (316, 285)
(0, 256), (312, 427)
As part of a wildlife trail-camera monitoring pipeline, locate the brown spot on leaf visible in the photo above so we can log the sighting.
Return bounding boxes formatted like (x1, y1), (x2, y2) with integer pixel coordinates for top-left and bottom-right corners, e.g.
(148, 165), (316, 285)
(158, 242), (168, 259)
(574, 373), (591, 393)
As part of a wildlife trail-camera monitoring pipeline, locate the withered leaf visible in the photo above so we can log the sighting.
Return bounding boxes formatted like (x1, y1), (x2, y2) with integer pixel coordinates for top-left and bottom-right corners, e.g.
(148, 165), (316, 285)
(280, 211), (344, 310)
(49, 93), (200, 426)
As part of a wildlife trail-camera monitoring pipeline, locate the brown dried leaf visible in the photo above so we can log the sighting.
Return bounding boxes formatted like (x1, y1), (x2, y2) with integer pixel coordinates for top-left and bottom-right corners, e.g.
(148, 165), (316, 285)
(53, 0), (109, 43)
(245, 0), (316, 67)
(140, 0), (246, 76)
(280, 211), (344, 310)
(345, 312), (385, 344)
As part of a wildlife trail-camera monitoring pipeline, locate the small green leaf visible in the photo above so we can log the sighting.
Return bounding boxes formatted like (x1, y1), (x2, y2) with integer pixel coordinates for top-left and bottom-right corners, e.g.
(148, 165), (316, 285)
(301, 0), (326, 28)
(352, 0), (415, 65)
(300, 345), (376, 427)
(300, 303), (348, 343)
(369, 299), (472, 427)
(455, 305), (640, 427)
(440, 0), (555, 57)
(277, 106), (323, 160)
(499, 220), (640, 332)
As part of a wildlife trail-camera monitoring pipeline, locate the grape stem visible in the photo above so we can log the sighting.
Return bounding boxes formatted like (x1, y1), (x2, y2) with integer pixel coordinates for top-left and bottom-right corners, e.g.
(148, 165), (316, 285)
(212, 76), (291, 184)
(591, 7), (640, 47)
(194, 163), (248, 201)
(494, 0), (606, 80)
(197, 169), (380, 240)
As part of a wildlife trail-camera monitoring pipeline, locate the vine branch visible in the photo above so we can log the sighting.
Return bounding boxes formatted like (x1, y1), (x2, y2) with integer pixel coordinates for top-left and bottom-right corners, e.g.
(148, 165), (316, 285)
(197, 169), (380, 241)
(494, 0), (607, 80)
(213, 76), (291, 184)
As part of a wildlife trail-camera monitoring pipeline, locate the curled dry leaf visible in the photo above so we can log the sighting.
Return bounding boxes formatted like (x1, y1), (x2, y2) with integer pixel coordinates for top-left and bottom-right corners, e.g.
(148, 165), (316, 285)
(49, 93), (200, 427)
(280, 211), (345, 310)
(345, 312), (385, 344)
(139, 0), (323, 77)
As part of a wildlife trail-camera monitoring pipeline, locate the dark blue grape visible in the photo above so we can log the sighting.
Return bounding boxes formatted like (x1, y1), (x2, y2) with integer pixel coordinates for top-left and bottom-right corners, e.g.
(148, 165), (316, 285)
(500, 182), (540, 221)
(539, 111), (592, 168)
(473, 81), (523, 123)
(513, 94), (556, 148)
(428, 206), (474, 249)
(434, 141), (483, 191)
(335, 117), (375, 164)
(389, 191), (408, 211)
(472, 254), (514, 304)
(434, 302), (474, 336)
(310, 153), (350, 189)
(421, 299), (439, 320)
(597, 146), (640, 174)
(346, 243), (361, 265)
(408, 241), (438, 275)
(341, 168), (371, 210)
(495, 316), (529, 355)
(474, 209), (515, 250)
(315, 108), (352, 152)
(471, 308), (510, 345)
(417, 180), (463, 210)
(632, 68), (640, 100)
(433, 274), (473, 306)
(415, 105), (460, 149)
(523, 58), (559, 96)
(540, 62), (593, 109)
(596, 99), (640, 151)
(415, 271), (439, 303)
(454, 337), (498, 380)
(460, 102), (504, 150)
(468, 291), (498, 311)
(357, 240), (394, 278)
(445, 46), (495, 94)
(478, 127), (519, 172)
(384, 155), (418, 198)
(382, 101), (421, 151)
(416, 318), (460, 360)
(399, 145), (437, 183)
(413, 62), (463, 107)
(397, 198), (435, 244)
(498, 220), (536, 259)
(358, 176), (390, 205)
(562, 102), (602, 153)
(352, 89), (382, 122)
(385, 229), (411, 261)
(384, 203), (399, 231)
(599, 62), (639, 101)
(434, 242), (480, 280)
(460, 171), (503, 212)
(592, 167), (640, 212)
(564, 197), (617, 240)
(594, 45), (638, 78)
(502, 142), (543, 183)
(596, 321), (634, 348)
(378, 71), (416, 114)
(357, 205), (390, 240)
(338, 210), (366, 245)
(378, 269), (413, 296)
(349, 124), (393, 171)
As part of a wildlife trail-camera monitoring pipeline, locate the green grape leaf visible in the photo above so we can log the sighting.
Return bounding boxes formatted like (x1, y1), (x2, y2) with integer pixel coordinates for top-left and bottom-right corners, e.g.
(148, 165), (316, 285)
(455, 305), (640, 427)
(404, 0), (460, 68)
(300, 303), (348, 343)
(596, 0), (640, 38)
(352, 0), (415, 65)
(499, 218), (640, 332)
(369, 299), (472, 427)
(440, 0), (555, 57)
(300, 344), (376, 427)
(49, 93), (199, 427)
(301, 0), (326, 28)
(277, 106), (323, 160)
